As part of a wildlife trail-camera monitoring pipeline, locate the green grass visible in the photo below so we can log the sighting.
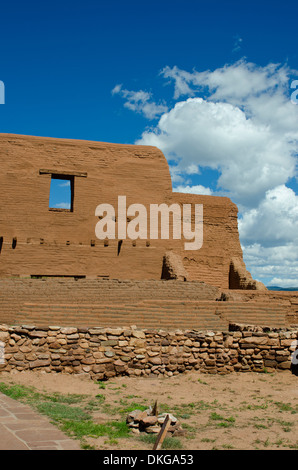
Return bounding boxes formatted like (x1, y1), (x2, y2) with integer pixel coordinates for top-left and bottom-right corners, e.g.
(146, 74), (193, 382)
(209, 412), (235, 427)
(0, 382), (39, 401)
(0, 382), (132, 447)
(43, 393), (87, 404)
(274, 418), (295, 432)
(222, 443), (234, 449)
(0, 382), (87, 406)
(288, 442), (298, 449)
(138, 433), (183, 449)
(117, 401), (149, 414)
(253, 437), (271, 448)
(96, 381), (106, 390)
(274, 401), (298, 413)
(197, 378), (208, 385)
(182, 423), (197, 439)
(254, 423), (268, 429)
(61, 419), (130, 440)
(35, 401), (91, 422)
(158, 399), (215, 419)
(2, 377), (296, 451)
(85, 395), (107, 412)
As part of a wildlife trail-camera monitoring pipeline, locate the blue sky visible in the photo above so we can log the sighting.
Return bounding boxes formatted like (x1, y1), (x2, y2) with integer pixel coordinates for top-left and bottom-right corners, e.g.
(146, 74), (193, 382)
(0, 0), (298, 287)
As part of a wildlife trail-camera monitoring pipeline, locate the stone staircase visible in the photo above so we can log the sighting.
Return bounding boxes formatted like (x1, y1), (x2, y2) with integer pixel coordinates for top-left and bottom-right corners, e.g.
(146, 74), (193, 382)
(0, 278), (293, 331)
(214, 301), (289, 329)
(15, 300), (228, 331)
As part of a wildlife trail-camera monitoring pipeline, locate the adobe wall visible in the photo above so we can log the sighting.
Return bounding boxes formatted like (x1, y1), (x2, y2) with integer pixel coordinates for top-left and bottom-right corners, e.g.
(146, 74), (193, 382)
(0, 323), (297, 379)
(221, 289), (298, 326)
(0, 133), (261, 289)
(0, 134), (172, 280)
(169, 192), (248, 289)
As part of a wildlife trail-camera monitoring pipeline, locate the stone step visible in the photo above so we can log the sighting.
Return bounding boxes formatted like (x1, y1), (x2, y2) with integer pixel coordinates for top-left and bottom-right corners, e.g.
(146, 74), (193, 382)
(0, 278), (293, 330)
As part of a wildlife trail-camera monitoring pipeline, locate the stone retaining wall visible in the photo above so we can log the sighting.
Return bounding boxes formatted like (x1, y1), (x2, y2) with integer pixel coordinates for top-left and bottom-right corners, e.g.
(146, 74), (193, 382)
(0, 323), (297, 379)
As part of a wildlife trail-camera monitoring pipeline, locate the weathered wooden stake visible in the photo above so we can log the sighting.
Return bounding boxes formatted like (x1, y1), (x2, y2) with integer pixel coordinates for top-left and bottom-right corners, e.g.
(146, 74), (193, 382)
(153, 414), (171, 450)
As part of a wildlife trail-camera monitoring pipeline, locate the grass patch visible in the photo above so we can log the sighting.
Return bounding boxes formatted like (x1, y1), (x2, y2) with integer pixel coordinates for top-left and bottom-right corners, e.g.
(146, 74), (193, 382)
(0, 381), (131, 447)
(100, 400), (148, 417)
(253, 437), (271, 448)
(36, 401), (91, 422)
(274, 418), (295, 432)
(254, 423), (268, 429)
(241, 400), (269, 411)
(288, 442), (298, 449)
(97, 381), (106, 390)
(43, 393), (87, 404)
(209, 412), (235, 427)
(0, 382), (39, 401)
(118, 401), (148, 414)
(61, 419), (130, 440)
(201, 437), (216, 443)
(138, 433), (183, 449)
(182, 423), (197, 439)
(158, 399), (215, 419)
(85, 395), (107, 412)
(197, 378), (208, 385)
(274, 402), (298, 413)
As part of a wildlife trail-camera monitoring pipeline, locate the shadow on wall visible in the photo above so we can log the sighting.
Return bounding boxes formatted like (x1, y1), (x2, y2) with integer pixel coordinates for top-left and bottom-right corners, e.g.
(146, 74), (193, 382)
(291, 363), (298, 376)
(229, 257), (267, 291)
(161, 251), (188, 281)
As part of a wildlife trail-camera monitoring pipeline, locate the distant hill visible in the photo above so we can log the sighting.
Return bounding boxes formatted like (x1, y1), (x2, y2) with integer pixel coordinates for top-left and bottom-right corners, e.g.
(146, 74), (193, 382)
(267, 286), (298, 291)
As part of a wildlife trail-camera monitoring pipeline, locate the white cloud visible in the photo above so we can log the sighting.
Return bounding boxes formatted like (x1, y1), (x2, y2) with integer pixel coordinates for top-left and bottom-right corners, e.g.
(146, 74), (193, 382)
(267, 278), (298, 288)
(173, 184), (213, 195)
(112, 84), (168, 119)
(160, 60), (293, 103)
(137, 96), (297, 207)
(241, 242), (298, 286)
(54, 202), (71, 209)
(59, 181), (70, 187)
(238, 185), (298, 246)
(232, 35), (243, 53)
(239, 185), (298, 286)
(114, 60), (298, 286)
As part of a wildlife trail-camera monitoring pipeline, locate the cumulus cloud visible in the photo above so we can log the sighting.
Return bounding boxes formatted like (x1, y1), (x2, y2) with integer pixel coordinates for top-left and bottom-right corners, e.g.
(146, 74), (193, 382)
(238, 185), (298, 285)
(160, 60), (293, 104)
(173, 184), (213, 195)
(137, 97), (297, 206)
(112, 84), (168, 119)
(267, 278), (298, 288)
(113, 60), (298, 286)
(242, 242), (298, 287)
(238, 185), (298, 246)
(54, 202), (71, 209)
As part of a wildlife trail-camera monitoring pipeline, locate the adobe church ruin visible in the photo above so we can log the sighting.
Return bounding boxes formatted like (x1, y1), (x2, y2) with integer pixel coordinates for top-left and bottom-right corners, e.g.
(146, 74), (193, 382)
(0, 134), (297, 378)
(0, 133), (263, 290)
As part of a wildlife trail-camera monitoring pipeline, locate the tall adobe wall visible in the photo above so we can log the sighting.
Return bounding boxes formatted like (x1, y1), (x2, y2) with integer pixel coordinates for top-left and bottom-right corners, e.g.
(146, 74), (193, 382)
(169, 193), (245, 289)
(0, 133), (262, 290)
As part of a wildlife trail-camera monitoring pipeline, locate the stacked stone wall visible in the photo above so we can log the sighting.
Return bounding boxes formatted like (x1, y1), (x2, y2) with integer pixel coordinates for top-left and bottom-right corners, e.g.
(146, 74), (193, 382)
(0, 323), (297, 379)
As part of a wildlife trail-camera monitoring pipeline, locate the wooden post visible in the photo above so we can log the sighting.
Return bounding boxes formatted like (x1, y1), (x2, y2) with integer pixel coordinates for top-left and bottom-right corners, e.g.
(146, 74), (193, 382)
(153, 414), (171, 450)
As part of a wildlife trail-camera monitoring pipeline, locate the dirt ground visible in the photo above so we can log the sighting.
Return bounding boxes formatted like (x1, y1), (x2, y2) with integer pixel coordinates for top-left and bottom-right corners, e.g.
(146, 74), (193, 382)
(0, 368), (297, 450)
